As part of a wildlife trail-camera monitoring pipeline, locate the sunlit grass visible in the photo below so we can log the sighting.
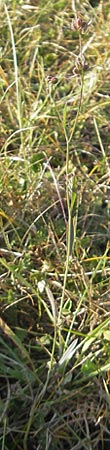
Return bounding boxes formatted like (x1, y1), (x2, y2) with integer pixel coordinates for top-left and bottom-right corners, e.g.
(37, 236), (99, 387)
(1, 0), (110, 449)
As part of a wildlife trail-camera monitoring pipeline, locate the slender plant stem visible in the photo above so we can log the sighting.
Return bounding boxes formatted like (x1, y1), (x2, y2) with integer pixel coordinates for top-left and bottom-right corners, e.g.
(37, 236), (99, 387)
(58, 65), (84, 325)
(4, 3), (22, 131)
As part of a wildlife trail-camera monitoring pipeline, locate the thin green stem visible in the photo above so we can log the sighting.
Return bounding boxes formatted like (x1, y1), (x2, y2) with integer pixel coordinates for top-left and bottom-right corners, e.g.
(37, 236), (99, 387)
(58, 72), (84, 325)
(4, 2), (23, 145)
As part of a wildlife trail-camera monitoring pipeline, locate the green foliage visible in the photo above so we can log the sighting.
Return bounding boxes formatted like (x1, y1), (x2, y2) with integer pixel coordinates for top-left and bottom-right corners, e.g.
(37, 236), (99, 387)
(30, 152), (44, 172)
(1, 0), (110, 449)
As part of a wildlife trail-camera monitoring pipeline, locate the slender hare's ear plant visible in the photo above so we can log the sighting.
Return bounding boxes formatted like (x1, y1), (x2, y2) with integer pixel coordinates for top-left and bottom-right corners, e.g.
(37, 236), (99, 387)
(58, 7), (91, 339)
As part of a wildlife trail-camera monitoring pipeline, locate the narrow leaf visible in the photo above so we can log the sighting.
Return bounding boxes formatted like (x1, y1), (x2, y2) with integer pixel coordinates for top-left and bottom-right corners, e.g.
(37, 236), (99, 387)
(0, 318), (35, 372)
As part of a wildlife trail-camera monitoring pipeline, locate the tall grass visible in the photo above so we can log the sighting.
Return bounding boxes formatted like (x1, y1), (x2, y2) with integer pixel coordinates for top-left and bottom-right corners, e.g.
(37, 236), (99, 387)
(1, 0), (110, 449)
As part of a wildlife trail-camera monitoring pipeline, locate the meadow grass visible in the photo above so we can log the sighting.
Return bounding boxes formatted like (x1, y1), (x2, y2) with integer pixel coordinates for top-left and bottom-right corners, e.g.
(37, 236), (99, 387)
(1, 0), (110, 449)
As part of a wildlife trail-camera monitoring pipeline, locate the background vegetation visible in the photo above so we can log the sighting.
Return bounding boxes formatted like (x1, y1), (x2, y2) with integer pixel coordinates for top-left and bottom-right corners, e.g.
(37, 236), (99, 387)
(0, 0), (110, 449)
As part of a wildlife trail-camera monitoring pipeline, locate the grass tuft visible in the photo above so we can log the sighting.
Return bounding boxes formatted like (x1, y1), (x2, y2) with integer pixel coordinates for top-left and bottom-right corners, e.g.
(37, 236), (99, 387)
(1, 0), (110, 449)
